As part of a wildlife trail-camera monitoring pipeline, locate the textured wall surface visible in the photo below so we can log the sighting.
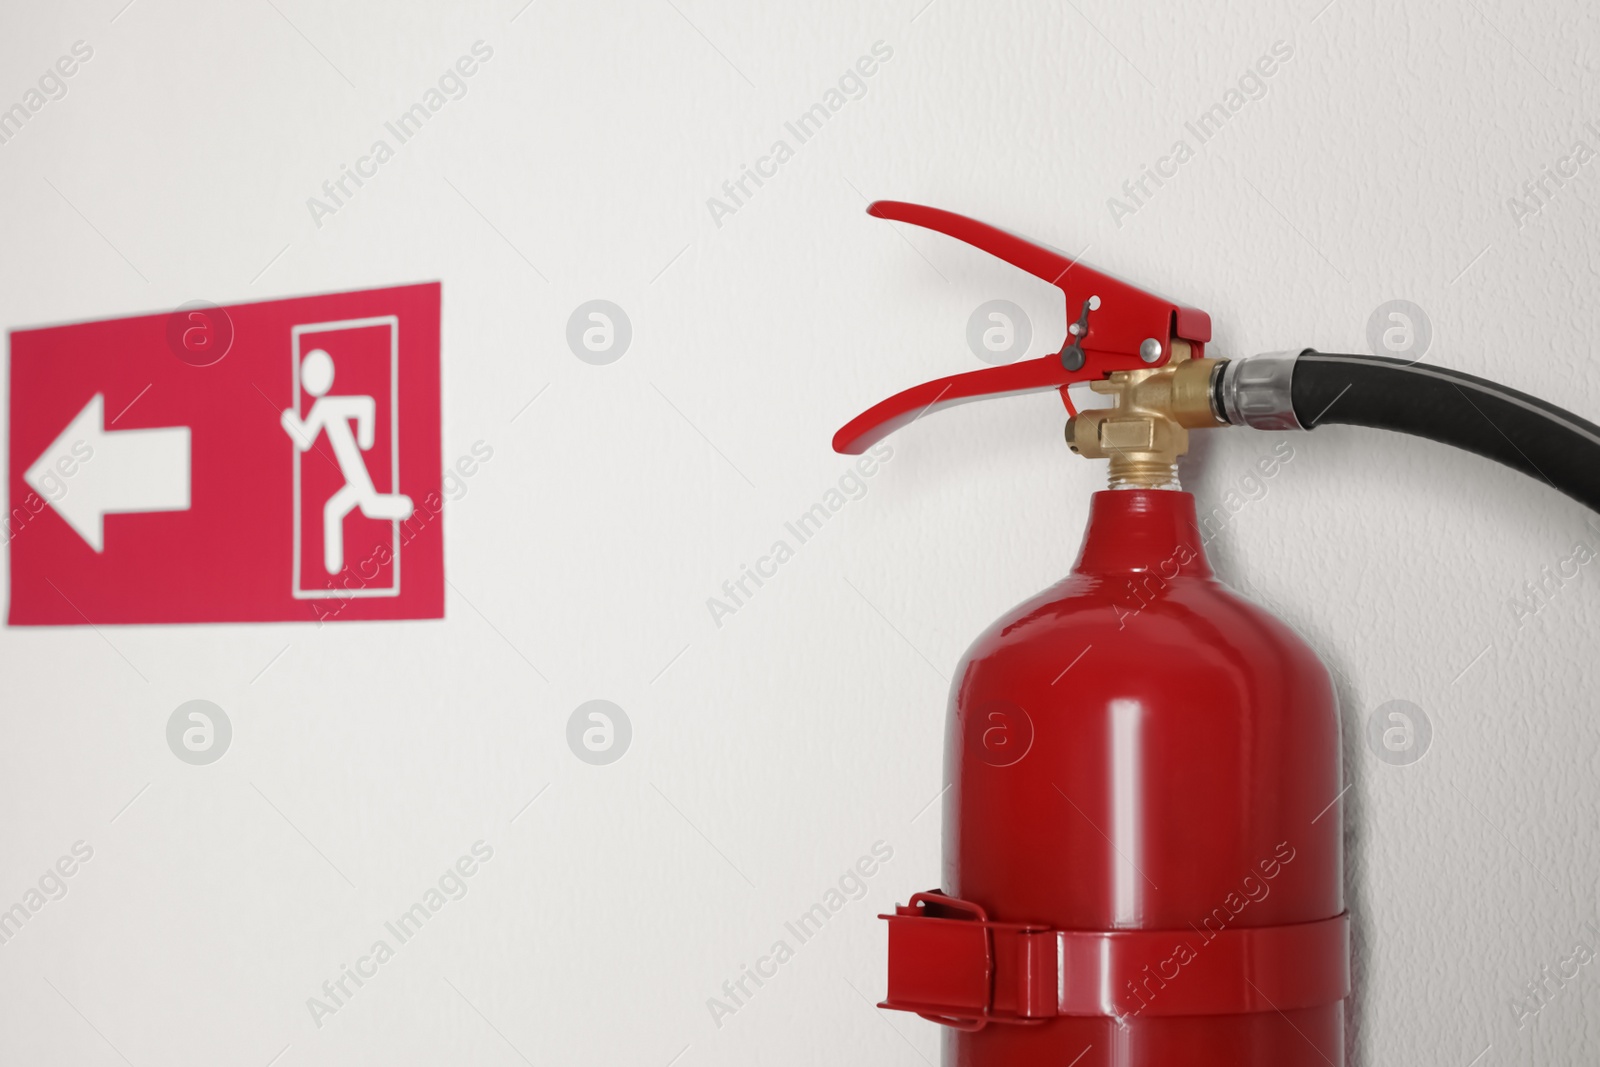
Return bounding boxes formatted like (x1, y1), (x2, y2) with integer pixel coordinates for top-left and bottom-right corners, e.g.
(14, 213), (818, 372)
(2, 0), (1598, 1064)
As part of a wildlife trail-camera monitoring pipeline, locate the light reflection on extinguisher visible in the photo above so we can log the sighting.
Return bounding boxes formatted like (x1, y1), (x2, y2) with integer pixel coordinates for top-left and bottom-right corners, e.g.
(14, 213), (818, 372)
(1111, 698), (1146, 928)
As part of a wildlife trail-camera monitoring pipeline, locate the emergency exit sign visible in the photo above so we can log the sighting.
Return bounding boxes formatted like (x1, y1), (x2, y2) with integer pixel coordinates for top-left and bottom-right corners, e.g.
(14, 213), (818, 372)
(7, 283), (444, 625)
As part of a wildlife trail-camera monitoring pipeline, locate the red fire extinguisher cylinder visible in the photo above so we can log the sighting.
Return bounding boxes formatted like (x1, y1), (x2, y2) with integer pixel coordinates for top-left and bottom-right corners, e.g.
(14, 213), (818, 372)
(891, 489), (1348, 1065)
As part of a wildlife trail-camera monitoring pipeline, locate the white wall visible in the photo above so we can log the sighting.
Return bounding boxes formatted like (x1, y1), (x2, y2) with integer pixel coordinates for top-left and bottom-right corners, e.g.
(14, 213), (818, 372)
(2, 0), (1598, 1063)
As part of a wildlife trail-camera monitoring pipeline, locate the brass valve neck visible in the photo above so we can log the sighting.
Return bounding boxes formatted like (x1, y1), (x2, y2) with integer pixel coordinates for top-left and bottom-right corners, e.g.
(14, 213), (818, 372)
(1064, 347), (1227, 489)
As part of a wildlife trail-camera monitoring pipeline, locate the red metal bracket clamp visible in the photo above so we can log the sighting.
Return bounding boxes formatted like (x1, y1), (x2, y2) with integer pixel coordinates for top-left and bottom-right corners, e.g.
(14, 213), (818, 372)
(880, 891), (1350, 1029)
(879, 891), (1057, 1030)
(833, 201), (1211, 454)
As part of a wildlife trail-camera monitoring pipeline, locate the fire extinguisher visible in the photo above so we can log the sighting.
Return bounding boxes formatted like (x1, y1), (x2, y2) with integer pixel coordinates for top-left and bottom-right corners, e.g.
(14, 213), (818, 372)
(835, 202), (1600, 1066)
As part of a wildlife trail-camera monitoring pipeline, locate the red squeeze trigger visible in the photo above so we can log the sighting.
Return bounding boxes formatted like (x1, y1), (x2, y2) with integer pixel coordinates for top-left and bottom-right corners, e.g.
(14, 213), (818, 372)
(832, 201), (1211, 455)
(833, 358), (1089, 454)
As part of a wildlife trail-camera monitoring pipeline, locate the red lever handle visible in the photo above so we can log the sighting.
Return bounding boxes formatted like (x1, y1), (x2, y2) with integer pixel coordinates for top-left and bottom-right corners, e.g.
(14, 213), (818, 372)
(832, 201), (1211, 454)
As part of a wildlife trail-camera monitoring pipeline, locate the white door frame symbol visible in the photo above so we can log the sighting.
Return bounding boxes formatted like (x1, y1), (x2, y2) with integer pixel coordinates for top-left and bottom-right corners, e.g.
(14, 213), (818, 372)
(287, 315), (404, 599)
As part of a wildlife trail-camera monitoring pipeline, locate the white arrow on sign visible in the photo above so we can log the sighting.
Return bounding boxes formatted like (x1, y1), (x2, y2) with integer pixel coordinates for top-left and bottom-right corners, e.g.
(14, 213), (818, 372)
(26, 393), (191, 551)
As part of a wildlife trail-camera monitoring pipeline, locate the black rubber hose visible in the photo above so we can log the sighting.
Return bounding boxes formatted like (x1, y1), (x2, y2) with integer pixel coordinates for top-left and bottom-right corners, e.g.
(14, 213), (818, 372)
(1290, 352), (1600, 513)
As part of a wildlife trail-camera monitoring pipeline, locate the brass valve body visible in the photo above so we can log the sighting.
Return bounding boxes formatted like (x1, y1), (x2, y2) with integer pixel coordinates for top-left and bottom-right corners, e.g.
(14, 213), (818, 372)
(1065, 347), (1226, 488)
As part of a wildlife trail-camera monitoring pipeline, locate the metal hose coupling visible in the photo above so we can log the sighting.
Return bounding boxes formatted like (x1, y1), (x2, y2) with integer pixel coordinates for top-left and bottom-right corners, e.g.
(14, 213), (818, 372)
(1215, 350), (1310, 430)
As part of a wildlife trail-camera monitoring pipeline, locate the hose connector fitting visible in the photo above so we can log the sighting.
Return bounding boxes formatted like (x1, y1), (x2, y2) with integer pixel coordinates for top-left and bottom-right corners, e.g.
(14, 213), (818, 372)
(1217, 350), (1308, 430)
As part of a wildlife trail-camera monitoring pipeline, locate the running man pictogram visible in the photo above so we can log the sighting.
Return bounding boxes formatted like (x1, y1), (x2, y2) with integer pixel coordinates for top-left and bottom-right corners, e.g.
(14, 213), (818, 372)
(280, 347), (413, 574)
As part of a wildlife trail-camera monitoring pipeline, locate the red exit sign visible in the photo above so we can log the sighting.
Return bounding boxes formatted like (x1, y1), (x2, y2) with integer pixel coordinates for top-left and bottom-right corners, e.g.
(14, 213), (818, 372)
(8, 283), (444, 625)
